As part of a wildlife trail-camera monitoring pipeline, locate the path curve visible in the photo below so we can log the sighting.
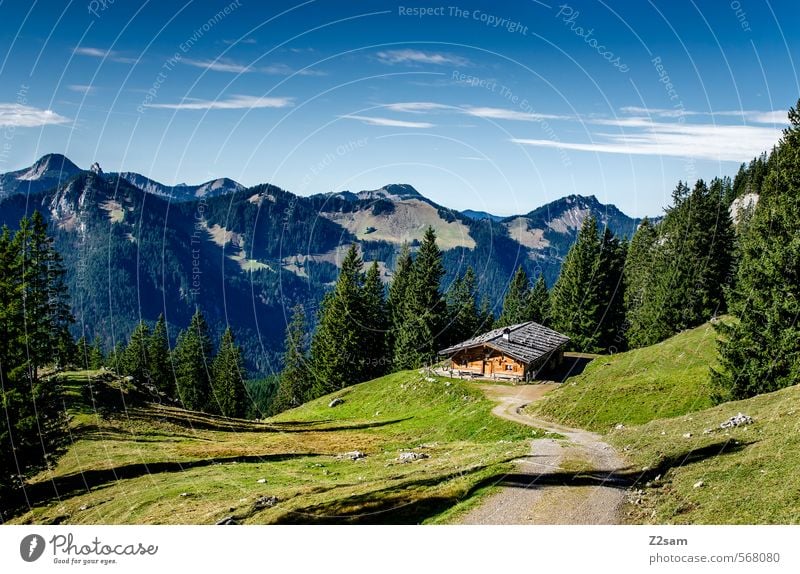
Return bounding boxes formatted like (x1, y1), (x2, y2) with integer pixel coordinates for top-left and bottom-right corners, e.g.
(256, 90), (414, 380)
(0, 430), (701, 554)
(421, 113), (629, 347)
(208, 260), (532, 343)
(460, 383), (628, 525)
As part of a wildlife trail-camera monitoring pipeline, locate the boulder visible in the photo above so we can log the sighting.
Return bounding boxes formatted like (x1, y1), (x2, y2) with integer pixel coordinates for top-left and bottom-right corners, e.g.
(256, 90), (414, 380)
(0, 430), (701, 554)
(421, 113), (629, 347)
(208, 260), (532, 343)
(328, 398), (344, 408)
(398, 452), (430, 463)
(720, 412), (754, 429)
(337, 451), (366, 461)
(254, 496), (279, 509)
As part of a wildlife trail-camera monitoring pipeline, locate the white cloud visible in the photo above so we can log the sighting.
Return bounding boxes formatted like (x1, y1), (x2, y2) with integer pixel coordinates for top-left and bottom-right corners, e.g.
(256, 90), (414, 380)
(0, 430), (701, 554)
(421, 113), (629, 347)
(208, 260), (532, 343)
(511, 121), (782, 162)
(183, 58), (250, 73)
(375, 49), (469, 66)
(67, 84), (96, 95)
(619, 105), (787, 125)
(0, 104), (70, 127)
(340, 114), (435, 128)
(384, 102), (451, 113)
(73, 46), (135, 64)
(145, 95), (294, 111)
(183, 58), (325, 76)
(462, 106), (570, 122)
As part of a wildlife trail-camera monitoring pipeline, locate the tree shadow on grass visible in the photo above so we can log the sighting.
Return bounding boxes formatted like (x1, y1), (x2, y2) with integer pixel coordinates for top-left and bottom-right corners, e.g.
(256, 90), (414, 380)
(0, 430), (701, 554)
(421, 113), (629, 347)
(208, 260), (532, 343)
(8, 452), (324, 518)
(269, 439), (752, 524)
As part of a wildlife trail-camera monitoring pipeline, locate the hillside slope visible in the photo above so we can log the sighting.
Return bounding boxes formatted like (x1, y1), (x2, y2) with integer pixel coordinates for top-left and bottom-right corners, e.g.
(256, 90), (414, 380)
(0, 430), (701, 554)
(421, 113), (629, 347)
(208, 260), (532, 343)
(528, 322), (718, 432)
(9, 370), (537, 525)
(611, 384), (800, 524)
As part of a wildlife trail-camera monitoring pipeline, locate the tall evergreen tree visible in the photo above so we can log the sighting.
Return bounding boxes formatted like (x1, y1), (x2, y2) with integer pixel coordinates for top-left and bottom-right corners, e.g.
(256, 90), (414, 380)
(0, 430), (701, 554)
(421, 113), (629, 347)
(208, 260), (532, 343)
(148, 314), (174, 396)
(75, 335), (90, 369)
(211, 328), (247, 418)
(445, 266), (480, 345)
(123, 321), (151, 384)
(496, 266), (531, 328)
(595, 228), (627, 352)
(393, 227), (445, 369)
(549, 216), (603, 352)
(361, 261), (388, 379)
(174, 309), (214, 412)
(309, 245), (365, 397)
(89, 336), (105, 370)
(713, 102), (800, 400)
(624, 218), (658, 348)
(527, 275), (549, 325)
(387, 242), (413, 357)
(273, 304), (312, 413)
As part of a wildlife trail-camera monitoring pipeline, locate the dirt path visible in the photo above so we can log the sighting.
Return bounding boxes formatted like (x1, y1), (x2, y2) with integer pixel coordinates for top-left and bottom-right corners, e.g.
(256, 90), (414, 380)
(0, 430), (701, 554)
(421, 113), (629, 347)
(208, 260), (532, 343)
(459, 383), (628, 525)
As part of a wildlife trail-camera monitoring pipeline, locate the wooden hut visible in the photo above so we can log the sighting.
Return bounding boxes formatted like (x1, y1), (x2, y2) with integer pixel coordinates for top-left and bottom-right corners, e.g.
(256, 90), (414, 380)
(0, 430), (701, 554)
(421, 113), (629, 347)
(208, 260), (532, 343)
(438, 321), (570, 382)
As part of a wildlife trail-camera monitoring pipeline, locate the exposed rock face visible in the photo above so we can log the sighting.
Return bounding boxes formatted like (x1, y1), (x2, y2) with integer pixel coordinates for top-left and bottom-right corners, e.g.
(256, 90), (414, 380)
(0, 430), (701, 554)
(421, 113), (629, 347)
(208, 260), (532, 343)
(729, 193), (759, 224)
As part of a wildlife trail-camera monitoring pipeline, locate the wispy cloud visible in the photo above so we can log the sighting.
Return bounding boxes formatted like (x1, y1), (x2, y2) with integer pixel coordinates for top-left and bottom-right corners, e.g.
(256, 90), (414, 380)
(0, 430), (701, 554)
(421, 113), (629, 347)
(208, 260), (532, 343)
(183, 58), (325, 76)
(67, 84), (96, 95)
(222, 38), (257, 45)
(511, 122), (781, 162)
(0, 104), (70, 127)
(145, 95), (294, 111)
(620, 106), (788, 125)
(340, 114), (435, 128)
(376, 49), (470, 66)
(183, 58), (250, 73)
(384, 102), (451, 113)
(462, 106), (570, 122)
(73, 46), (136, 64)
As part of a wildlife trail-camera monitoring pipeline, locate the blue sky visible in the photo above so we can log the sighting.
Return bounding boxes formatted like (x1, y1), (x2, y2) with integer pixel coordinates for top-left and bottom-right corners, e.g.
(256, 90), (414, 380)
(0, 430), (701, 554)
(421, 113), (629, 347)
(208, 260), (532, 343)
(0, 0), (797, 217)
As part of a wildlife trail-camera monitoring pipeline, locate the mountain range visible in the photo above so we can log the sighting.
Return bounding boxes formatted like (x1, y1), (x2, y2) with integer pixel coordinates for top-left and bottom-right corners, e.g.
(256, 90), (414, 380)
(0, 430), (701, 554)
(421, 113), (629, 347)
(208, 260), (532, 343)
(0, 154), (650, 375)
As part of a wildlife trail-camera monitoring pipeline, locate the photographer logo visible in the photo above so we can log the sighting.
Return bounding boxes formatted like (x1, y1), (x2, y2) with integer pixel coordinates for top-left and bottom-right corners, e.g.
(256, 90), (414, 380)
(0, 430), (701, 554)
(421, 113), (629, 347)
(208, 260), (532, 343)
(20, 534), (46, 562)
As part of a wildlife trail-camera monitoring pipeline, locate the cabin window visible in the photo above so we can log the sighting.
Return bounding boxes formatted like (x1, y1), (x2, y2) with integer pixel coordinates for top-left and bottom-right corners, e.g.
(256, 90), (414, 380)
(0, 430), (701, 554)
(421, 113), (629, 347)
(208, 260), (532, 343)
(505, 364), (513, 371)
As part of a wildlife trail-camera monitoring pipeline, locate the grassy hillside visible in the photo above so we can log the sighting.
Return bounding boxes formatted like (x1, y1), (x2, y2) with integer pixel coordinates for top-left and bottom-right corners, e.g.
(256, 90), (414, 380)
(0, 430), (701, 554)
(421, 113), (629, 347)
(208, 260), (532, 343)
(9, 370), (537, 525)
(610, 384), (800, 524)
(528, 322), (718, 432)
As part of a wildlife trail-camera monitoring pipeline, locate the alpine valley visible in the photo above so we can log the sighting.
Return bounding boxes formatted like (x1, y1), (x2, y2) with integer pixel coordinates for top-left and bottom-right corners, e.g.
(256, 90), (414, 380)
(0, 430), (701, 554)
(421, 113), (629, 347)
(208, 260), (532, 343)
(0, 153), (648, 375)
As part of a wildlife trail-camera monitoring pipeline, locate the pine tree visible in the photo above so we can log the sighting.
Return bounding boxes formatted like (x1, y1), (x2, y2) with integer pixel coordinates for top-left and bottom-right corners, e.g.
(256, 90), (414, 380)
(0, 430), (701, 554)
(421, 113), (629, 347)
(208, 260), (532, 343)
(478, 296), (495, 332)
(387, 242), (413, 358)
(527, 275), (549, 324)
(89, 336), (105, 370)
(272, 304), (311, 413)
(393, 227), (445, 369)
(713, 102), (800, 400)
(123, 321), (151, 384)
(309, 245), (365, 397)
(445, 266), (480, 345)
(211, 328), (247, 418)
(111, 340), (126, 374)
(549, 216), (603, 352)
(595, 228), (627, 352)
(148, 314), (174, 396)
(496, 266), (531, 328)
(174, 309), (214, 412)
(624, 218), (658, 348)
(361, 261), (388, 379)
(75, 335), (90, 369)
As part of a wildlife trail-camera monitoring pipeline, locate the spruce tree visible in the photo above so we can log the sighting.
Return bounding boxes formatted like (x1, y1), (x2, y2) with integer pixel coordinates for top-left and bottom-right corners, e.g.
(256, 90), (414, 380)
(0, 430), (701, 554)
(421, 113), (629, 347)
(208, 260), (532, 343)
(361, 261), (388, 379)
(89, 336), (105, 370)
(309, 245), (365, 397)
(148, 314), (174, 396)
(211, 328), (247, 418)
(387, 243), (413, 357)
(123, 321), (151, 384)
(76, 335), (90, 369)
(527, 275), (549, 324)
(595, 228), (627, 352)
(445, 266), (480, 345)
(624, 218), (658, 348)
(713, 102), (800, 400)
(496, 266), (531, 328)
(393, 227), (445, 369)
(174, 309), (214, 412)
(549, 216), (602, 352)
(273, 304), (311, 413)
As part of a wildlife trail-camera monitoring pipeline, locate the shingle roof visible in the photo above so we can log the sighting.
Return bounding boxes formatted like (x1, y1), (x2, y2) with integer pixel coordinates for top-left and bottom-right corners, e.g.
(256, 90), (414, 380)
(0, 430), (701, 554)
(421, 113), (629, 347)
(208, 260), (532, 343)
(439, 321), (570, 364)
